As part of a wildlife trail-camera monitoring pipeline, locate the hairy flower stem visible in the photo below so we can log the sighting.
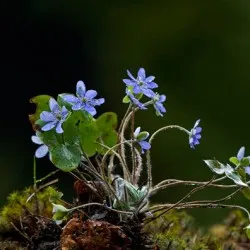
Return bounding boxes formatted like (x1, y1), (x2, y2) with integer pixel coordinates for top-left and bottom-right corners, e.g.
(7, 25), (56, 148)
(99, 141), (132, 182)
(68, 202), (134, 216)
(120, 101), (153, 174)
(118, 103), (132, 134)
(147, 125), (190, 191)
(148, 187), (242, 214)
(130, 107), (137, 184)
(150, 180), (241, 196)
(145, 175), (216, 224)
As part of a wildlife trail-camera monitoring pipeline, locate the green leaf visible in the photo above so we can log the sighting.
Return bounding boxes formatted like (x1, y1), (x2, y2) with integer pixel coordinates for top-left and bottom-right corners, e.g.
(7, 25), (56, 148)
(40, 128), (81, 171)
(136, 131), (149, 141)
(122, 95), (130, 103)
(203, 160), (225, 175)
(50, 144), (81, 172)
(237, 166), (246, 182)
(78, 118), (100, 156)
(241, 157), (250, 167)
(245, 224), (250, 239)
(135, 92), (143, 100)
(52, 203), (69, 224)
(29, 95), (52, 130)
(96, 112), (118, 154)
(63, 110), (100, 157)
(224, 164), (248, 187)
(229, 157), (239, 166)
(242, 188), (250, 200)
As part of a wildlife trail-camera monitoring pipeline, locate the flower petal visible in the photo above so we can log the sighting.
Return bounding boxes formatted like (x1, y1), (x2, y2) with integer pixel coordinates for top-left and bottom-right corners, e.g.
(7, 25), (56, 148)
(155, 102), (166, 113)
(85, 90), (97, 99)
(147, 81), (158, 89)
(76, 80), (86, 98)
(195, 127), (202, 133)
(123, 79), (136, 86)
(85, 105), (97, 116)
(139, 141), (151, 151)
(193, 119), (201, 128)
(159, 95), (166, 102)
(40, 111), (56, 122)
(90, 98), (105, 106)
(245, 166), (250, 175)
(134, 127), (141, 137)
(49, 98), (60, 114)
(72, 101), (84, 110)
(31, 135), (43, 145)
(133, 85), (141, 94)
(145, 76), (155, 83)
(41, 121), (57, 131)
(237, 146), (245, 160)
(138, 68), (146, 80)
(63, 94), (78, 104)
(61, 106), (69, 120)
(35, 145), (49, 158)
(56, 122), (64, 134)
(142, 88), (155, 98)
(127, 70), (136, 81)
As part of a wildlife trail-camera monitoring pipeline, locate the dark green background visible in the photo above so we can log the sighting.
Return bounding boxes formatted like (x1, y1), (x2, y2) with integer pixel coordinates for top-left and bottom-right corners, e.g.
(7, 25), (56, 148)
(1, 1), (250, 227)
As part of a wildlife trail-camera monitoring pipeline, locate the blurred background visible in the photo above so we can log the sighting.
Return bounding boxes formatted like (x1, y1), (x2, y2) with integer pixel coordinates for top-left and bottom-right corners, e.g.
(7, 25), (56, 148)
(1, 0), (250, 228)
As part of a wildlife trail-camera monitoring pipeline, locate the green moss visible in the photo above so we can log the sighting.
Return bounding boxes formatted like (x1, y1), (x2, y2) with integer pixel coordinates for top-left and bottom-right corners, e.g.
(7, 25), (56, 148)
(0, 186), (61, 234)
(143, 209), (250, 249)
(143, 210), (221, 249)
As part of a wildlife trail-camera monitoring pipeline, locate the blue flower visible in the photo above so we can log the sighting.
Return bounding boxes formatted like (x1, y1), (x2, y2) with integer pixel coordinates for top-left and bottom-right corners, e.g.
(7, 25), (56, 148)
(152, 93), (166, 117)
(189, 119), (202, 149)
(126, 89), (146, 110)
(63, 80), (105, 116)
(237, 146), (246, 161)
(134, 127), (151, 153)
(123, 68), (157, 98)
(40, 98), (69, 134)
(237, 146), (250, 175)
(31, 134), (49, 158)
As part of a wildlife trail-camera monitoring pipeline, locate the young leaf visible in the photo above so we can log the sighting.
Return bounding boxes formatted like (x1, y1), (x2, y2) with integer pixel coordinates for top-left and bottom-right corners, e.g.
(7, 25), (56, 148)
(96, 112), (118, 154)
(122, 95), (130, 103)
(63, 110), (100, 157)
(224, 164), (248, 187)
(203, 160), (225, 175)
(229, 157), (239, 166)
(245, 224), (250, 239)
(242, 188), (250, 200)
(50, 144), (81, 172)
(52, 203), (69, 224)
(241, 157), (250, 167)
(29, 95), (52, 130)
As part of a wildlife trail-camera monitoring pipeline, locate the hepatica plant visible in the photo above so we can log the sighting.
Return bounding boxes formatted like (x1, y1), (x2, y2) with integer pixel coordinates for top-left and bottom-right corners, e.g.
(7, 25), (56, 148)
(29, 68), (250, 237)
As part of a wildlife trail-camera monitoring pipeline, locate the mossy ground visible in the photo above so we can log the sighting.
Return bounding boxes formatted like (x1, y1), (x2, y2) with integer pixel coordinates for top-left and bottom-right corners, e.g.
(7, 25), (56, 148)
(1, 183), (250, 249)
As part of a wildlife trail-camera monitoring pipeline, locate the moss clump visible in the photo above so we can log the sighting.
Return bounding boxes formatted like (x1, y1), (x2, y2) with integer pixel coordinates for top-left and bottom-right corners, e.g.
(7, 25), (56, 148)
(0, 186), (62, 249)
(143, 210), (221, 249)
(143, 209), (250, 249)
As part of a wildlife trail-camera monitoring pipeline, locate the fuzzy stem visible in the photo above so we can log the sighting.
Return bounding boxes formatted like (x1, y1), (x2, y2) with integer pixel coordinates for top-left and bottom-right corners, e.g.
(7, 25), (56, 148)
(118, 103), (132, 134)
(146, 125), (190, 191)
(146, 175), (216, 223)
(99, 140), (132, 182)
(131, 108), (137, 184)
(36, 169), (60, 184)
(148, 187), (242, 213)
(68, 202), (134, 216)
(149, 125), (190, 144)
(133, 147), (143, 185)
(150, 180), (239, 196)
(119, 101), (153, 176)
